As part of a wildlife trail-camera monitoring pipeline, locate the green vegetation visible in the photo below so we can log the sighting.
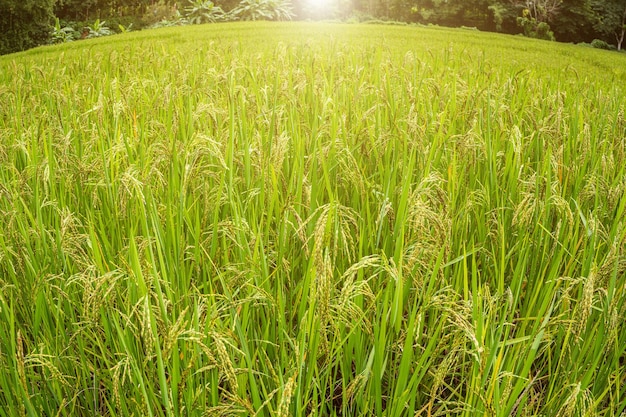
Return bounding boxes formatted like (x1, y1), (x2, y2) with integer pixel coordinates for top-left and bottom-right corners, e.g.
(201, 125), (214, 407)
(1, 22), (625, 416)
(3, 0), (626, 54)
(0, 0), (55, 54)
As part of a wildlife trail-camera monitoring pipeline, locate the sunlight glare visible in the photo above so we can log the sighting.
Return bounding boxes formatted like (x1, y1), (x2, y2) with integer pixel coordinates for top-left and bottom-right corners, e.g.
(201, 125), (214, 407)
(304, 0), (333, 14)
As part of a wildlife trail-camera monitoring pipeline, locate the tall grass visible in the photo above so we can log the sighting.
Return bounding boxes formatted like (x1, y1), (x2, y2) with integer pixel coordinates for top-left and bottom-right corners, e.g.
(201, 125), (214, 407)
(0, 22), (625, 416)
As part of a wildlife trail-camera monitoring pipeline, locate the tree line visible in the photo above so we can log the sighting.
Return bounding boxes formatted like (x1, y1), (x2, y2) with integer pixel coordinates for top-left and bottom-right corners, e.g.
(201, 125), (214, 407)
(1, 0), (625, 55)
(343, 0), (625, 48)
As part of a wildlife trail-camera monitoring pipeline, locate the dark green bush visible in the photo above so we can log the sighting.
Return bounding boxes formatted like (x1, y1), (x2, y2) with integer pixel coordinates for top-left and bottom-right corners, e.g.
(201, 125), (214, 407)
(590, 38), (613, 50)
(0, 0), (55, 54)
(516, 16), (555, 41)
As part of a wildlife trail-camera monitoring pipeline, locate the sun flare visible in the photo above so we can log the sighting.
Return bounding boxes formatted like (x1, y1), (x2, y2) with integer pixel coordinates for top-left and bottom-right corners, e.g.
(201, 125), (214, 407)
(304, 0), (333, 13)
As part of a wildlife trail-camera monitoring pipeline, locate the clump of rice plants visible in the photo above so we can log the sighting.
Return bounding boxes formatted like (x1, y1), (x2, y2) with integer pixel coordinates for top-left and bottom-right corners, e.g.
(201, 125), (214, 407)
(0, 22), (625, 416)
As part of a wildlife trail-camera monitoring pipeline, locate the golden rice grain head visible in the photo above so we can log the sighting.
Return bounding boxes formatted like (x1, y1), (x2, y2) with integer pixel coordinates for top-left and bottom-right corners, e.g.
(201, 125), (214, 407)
(111, 356), (131, 411)
(575, 270), (595, 337)
(346, 374), (365, 404)
(557, 383), (581, 417)
(138, 297), (155, 361)
(163, 307), (190, 361)
(24, 352), (71, 387)
(214, 337), (239, 392)
(277, 373), (298, 417)
(16, 330), (28, 393)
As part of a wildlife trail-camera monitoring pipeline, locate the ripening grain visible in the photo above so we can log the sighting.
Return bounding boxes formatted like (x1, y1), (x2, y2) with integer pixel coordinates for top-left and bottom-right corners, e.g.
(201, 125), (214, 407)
(0, 22), (625, 417)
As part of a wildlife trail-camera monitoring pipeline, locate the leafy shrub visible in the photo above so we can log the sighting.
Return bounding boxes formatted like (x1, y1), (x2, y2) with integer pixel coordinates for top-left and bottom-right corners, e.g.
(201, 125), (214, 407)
(536, 22), (554, 40)
(117, 23), (133, 33)
(590, 39), (613, 50)
(50, 17), (78, 43)
(105, 15), (140, 32)
(184, 0), (228, 24)
(232, 0), (294, 21)
(516, 16), (555, 41)
(83, 19), (113, 38)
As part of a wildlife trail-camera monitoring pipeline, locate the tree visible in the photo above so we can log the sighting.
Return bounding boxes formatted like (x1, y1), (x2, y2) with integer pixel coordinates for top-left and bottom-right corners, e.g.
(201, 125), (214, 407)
(487, 0), (520, 32)
(592, 0), (626, 50)
(517, 9), (555, 40)
(54, 0), (100, 21)
(54, 0), (156, 21)
(505, 0), (560, 40)
(460, 0), (496, 29)
(522, 0), (562, 23)
(550, 0), (595, 43)
(0, 0), (54, 54)
(405, 0), (464, 25)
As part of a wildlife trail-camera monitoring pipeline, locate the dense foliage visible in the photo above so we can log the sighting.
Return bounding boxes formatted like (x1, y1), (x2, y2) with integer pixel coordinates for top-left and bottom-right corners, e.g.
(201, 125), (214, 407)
(53, 0), (153, 20)
(2, 0), (626, 54)
(1, 22), (625, 416)
(592, 0), (626, 50)
(0, 0), (55, 54)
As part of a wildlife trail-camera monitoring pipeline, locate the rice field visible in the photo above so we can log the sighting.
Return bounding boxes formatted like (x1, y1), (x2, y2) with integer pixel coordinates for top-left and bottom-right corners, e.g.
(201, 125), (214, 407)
(0, 21), (625, 416)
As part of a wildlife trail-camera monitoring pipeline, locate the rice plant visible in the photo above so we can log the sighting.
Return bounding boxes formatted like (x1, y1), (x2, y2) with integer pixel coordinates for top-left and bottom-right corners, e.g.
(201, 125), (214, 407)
(0, 22), (625, 416)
